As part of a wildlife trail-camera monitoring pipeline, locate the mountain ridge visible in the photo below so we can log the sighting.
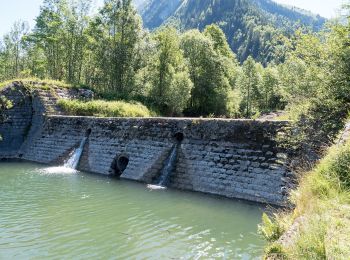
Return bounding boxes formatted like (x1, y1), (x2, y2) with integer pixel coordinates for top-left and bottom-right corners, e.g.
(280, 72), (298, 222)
(138, 0), (326, 63)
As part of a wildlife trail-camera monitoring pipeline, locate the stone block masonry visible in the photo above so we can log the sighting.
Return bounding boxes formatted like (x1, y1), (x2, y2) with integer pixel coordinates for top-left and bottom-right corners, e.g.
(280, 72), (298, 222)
(22, 116), (289, 205)
(0, 83), (292, 206)
(0, 82), (91, 158)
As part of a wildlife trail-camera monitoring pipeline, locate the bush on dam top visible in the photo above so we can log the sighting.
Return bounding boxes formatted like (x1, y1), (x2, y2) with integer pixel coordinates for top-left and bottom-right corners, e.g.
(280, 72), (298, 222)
(0, 78), (155, 118)
(57, 99), (155, 118)
(0, 78), (86, 91)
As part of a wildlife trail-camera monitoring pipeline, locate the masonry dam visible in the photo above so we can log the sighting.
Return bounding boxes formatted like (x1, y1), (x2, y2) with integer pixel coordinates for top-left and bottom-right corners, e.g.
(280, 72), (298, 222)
(0, 82), (293, 205)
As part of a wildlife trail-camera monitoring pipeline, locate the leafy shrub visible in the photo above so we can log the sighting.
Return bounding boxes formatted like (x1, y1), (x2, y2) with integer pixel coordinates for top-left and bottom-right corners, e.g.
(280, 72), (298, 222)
(264, 243), (288, 260)
(310, 141), (350, 191)
(259, 213), (285, 242)
(58, 99), (155, 118)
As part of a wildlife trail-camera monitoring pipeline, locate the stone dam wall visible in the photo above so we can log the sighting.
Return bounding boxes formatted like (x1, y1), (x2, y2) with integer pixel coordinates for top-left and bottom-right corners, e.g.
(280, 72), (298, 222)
(0, 83), (292, 205)
(0, 81), (92, 158)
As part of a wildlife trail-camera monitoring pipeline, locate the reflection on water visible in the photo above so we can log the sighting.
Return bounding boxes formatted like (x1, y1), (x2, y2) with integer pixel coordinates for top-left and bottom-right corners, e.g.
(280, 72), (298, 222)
(0, 161), (265, 259)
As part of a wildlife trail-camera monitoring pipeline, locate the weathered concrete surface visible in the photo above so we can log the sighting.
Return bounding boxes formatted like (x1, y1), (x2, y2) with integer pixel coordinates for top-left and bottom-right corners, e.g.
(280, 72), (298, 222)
(0, 83), (292, 205)
(0, 84), (32, 158)
(0, 81), (92, 158)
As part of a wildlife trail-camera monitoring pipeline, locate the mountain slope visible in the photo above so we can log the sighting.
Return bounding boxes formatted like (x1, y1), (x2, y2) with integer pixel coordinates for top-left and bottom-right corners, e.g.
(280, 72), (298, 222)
(140, 0), (182, 28)
(140, 0), (326, 63)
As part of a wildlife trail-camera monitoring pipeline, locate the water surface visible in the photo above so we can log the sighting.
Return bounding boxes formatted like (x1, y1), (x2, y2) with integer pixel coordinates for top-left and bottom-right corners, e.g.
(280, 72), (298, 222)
(0, 162), (265, 259)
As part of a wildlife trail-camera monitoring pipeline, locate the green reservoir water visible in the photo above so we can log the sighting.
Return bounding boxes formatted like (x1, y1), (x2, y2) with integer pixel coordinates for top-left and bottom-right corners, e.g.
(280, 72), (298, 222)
(0, 162), (265, 259)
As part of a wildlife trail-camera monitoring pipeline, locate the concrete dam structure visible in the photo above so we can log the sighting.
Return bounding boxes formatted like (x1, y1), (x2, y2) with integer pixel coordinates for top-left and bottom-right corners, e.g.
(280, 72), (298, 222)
(0, 82), (292, 205)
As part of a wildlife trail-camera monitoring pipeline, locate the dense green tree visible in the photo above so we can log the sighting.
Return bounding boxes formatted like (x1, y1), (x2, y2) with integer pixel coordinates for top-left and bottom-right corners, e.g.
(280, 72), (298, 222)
(31, 0), (66, 80)
(29, 0), (92, 83)
(181, 29), (238, 116)
(259, 66), (281, 111)
(274, 12), (350, 154)
(237, 56), (261, 117)
(0, 21), (29, 80)
(62, 0), (91, 83)
(89, 0), (142, 97)
(203, 24), (235, 60)
(142, 27), (193, 116)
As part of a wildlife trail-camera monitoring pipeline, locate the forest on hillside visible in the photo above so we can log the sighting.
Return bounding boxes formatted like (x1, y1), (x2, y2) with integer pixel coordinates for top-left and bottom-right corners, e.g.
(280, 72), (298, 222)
(141, 0), (325, 63)
(0, 0), (350, 150)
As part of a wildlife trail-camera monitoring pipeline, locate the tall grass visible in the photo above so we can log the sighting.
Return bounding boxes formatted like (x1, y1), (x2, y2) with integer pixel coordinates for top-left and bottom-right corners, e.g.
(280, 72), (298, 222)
(0, 78), (87, 90)
(58, 99), (155, 118)
(261, 140), (350, 259)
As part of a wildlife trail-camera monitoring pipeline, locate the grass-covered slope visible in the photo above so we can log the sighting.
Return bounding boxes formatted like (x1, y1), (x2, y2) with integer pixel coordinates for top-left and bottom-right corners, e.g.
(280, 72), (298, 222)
(0, 78), (83, 91)
(57, 99), (155, 118)
(260, 138), (350, 259)
(0, 79), (155, 118)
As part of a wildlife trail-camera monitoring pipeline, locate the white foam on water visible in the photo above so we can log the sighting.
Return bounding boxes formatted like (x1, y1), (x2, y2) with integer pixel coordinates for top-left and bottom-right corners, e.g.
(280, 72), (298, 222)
(39, 137), (88, 175)
(39, 166), (78, 175)
(147, 184), (167, 190)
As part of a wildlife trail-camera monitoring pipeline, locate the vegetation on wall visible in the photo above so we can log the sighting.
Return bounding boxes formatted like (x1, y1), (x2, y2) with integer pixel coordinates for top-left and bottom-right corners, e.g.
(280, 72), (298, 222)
(57, 99), (154, 118)
(0, 95), (13, 141)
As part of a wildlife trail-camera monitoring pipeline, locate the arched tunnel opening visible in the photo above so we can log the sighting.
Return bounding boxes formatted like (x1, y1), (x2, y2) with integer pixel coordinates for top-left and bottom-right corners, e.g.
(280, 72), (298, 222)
(110, 155), (129, 177)
(117, 156), (129, 172)
(174, 132), (184, 142)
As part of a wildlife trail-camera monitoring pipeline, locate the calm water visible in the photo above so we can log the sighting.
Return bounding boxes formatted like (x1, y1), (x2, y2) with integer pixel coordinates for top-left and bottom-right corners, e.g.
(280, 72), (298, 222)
(0, 162), (265, 259)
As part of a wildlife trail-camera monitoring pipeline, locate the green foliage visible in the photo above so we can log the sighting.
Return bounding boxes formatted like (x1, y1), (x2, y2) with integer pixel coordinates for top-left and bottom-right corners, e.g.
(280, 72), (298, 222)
(0, 78), (85, 91)
(260, 66), (283, 112)
(30, 0), (92, 82)
(264, 243), (288, 260)
(317, 142), (350, 191)
(237, 56), (261, 117)
(0, 94), (13, 121)
(87, 0), (143, 97)
(141, 0), (325, 64)
(203, 24), (235, 60)
(180, 27), (238, 117)
(278, 22), (350, 154)
(259, 213), (285, 242)
(140, 27), (193, 116)
(263, 138), (350, 259)
(0, 0), (347, 122)
(0, 94), (13, 141)
(57, 99), (154, 118)
(0, 21), (29, 81)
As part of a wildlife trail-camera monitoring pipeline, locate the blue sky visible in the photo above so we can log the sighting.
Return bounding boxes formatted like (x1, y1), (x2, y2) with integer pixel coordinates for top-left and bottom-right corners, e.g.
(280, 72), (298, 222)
(0, 0), (345, 37)
(274, 0), (345, 17)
